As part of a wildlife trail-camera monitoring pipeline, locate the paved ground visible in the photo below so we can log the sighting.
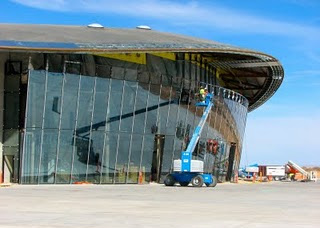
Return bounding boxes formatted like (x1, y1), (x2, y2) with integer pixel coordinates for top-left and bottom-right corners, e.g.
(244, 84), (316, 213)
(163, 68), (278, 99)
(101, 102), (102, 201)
(0, 181), (319, 228)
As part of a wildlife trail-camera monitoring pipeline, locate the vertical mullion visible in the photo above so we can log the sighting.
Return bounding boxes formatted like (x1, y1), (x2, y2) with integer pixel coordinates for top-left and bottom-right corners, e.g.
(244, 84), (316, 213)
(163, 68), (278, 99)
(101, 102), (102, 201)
(205, 61), (209, 84)
(213, 87), (221, 130)
(209, 87), (218, 136)
(155, 83), (162, 133)
(199, 55), (202, 83)
(218, 90), (226, 135)
(192, 58), (200, 158)
(53, 63), (66, 184)
(204, 103), (213, 173)
(37, 58), (49, 184)
(142, 83), (151, 135)
(85, 76), (97, 181)
(182, 56), (191, 145)
(113, 80), (125, 183)
(20, 56), (32, 183)
(169, 80), (184, 170)
(164, 86), (173, 134)
(227, 99), (234, 144)
(138, 83), (151, 177)
(70, 73), (82, 184)
(191, 55), (200, 158)
(193, 54), (198, 83)
(99, 78), (112, 184)
(242, 108), (248, 144)
(125, 82), (138, 183)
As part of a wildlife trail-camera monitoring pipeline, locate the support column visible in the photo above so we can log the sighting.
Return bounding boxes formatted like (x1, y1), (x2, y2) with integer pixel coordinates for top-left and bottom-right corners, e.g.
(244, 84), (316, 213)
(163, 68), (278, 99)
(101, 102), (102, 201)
(0, 53), (8, 183)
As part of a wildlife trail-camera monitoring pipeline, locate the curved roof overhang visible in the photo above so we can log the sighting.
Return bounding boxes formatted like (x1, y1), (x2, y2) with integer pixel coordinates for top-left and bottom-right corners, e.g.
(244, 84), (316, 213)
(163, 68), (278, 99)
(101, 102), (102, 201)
(0, 24), (284, 111)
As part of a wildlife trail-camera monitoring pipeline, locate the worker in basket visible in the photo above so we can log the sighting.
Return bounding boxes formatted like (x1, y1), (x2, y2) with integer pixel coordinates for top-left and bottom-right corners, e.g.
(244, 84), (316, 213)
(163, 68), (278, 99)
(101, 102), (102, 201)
(199, 86), (208, 102)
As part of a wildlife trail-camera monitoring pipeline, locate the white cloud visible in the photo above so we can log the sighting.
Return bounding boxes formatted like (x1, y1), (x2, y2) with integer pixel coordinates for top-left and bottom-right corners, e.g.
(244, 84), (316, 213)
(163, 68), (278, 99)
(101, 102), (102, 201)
(12, 0), (66, 11)
(285, 70), (320, 85)
(10, 0), (320, 39)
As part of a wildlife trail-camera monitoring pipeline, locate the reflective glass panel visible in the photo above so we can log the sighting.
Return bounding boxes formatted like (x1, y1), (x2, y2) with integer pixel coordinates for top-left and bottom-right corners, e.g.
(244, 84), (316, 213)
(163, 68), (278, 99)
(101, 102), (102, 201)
(39, 130), (58, 184)
(127, 134), (142, 183)
(133, 83), (149, 134)
(125, 68), (138, 81)
(140, 134), (154, 182)
(43, 73), (63, 129)
(21, 128), (41, 184)
(160, 135), (174, 180)
(111, 66), (125, 80)
(76, 76), (95, 129)
(60, 74), (80, 130)
(158, 86), (171, 134)
(166, 88), (179, 135)
(56, 130), (74, 184)
(72, 133), (90, 182)
(87, 131), (105, 183)
(92, 78), (110, 130)
(114, 133), (130, 183)
(120, 81), (137, 132)
(106, 79), (123, 132)
(145, 84), (160, 134)
(26, 71), (46, 128)
(101, 133), (118, 183)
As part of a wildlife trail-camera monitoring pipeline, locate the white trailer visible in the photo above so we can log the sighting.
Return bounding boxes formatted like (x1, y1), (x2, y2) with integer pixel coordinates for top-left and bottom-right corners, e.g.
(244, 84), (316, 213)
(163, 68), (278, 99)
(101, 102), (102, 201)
(266, 166), (285, 180)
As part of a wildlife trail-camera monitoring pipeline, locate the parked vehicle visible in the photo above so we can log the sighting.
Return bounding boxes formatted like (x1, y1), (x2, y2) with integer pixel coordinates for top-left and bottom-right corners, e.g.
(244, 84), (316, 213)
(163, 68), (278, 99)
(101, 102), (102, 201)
(266, 166), (286, 180)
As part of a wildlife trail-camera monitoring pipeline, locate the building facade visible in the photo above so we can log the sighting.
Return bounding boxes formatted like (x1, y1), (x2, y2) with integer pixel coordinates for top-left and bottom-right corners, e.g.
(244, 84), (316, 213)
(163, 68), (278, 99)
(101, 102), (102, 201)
(0, 24), (284, 184)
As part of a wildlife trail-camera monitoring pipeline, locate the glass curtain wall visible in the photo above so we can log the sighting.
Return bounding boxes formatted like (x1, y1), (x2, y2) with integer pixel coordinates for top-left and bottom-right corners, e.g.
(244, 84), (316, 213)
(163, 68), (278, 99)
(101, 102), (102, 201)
(21, 55), (248, 184)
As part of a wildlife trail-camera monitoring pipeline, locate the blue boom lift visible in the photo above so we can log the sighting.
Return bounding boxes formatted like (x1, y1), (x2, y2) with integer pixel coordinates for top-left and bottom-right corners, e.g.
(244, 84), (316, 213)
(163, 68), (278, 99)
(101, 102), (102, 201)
(164, 91), (217, 187)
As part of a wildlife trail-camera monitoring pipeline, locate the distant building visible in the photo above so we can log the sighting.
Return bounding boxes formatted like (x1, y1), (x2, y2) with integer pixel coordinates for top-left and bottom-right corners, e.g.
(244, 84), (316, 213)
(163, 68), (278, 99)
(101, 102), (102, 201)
(0, 24), (284, 184)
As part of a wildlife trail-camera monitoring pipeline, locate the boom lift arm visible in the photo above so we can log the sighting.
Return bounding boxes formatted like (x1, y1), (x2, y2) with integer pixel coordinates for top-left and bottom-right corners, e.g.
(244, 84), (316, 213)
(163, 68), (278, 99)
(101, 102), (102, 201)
(164, 92), (218, 187)
(181, 97), (214, 172)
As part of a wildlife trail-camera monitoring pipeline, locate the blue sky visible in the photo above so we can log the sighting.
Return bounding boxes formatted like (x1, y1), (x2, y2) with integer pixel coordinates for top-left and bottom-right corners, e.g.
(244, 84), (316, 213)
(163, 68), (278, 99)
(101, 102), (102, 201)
(1, 0), (319, 166)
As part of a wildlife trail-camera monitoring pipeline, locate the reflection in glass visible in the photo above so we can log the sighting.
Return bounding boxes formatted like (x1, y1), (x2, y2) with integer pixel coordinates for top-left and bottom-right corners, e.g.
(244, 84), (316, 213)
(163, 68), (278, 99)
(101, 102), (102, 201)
(22, 56), (249, 185)
(120, 81), (137, 132)
(60, 74), (80, 130)
(133, 83), (149, 134)
(158, 86), (171, 134)
(140, 135), (154, 182)
(101, 133), (118, 183)
(106, 79), (123, 132)
(87, 131), (105, 183)
(26, 71), (46, 128)
(160, 136), (174, 180)
(56, 130), (74, 184)
(145, 84), (160, 134)
(115, 133), (130, 183)
(22, 129), (41, 184)
(166, 89), (179, 135)
(76, 76), (94, 129)
(44, 73), (63, 129)
(39, 130), (58, 184)
(127, 134), (143, 183)
(92, 78), (110, 128)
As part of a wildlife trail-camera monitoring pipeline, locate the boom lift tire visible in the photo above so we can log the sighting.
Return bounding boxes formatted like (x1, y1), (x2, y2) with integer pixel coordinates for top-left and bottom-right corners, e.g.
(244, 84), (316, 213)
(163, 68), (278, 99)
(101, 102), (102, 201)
(164, 174), (175, 186)
(179, 181), (189, 187)
(206, 175), (217, 187)
(191, 175), (204, 187)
